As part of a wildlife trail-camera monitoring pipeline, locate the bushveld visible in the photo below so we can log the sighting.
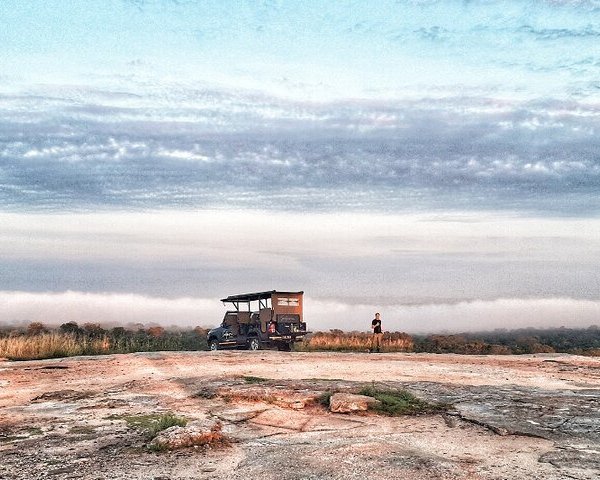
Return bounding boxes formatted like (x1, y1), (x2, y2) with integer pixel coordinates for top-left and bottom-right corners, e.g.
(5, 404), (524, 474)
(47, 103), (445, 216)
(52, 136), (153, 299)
(1, 322), (599, 360)
(0, 322), (208, 361)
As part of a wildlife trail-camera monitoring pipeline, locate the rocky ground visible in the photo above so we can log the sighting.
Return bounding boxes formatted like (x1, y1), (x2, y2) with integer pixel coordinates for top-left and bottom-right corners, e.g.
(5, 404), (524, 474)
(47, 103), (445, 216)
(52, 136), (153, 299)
(0, 351), (599, 479)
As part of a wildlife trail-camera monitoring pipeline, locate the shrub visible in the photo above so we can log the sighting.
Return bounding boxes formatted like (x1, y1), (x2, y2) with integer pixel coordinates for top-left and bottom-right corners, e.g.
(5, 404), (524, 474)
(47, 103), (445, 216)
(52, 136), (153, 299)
(115, 413), (187, 437)
(242, 376), (267, 384)
(317, 391), (333, 407)
(358, 386), (446, 416)
(148, 413), (187, 437)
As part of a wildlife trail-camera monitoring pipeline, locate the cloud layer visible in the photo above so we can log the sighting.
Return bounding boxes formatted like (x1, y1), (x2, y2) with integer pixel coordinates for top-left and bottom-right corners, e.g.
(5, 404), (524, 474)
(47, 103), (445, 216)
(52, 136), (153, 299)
(1, 211), (598, 316)
(1, 1), (599, 214)
(1, 87), (599, 214)
(2, 290), (598, 334)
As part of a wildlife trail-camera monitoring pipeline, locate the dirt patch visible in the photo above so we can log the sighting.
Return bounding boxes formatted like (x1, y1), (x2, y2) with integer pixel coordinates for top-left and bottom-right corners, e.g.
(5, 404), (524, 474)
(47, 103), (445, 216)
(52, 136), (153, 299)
(31, 390), (96, 402)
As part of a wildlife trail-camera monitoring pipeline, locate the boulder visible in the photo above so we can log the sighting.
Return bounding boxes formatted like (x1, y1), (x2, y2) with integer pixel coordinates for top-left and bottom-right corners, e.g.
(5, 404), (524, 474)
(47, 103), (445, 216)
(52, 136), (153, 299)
(148, 420), (224, 450)
(329, 393), (381, 413)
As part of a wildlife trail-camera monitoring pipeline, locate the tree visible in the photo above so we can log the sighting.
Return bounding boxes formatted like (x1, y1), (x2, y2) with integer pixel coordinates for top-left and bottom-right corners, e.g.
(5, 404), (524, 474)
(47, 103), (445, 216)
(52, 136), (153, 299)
(147, 326), (165, 338)
(60, 322), (82, 336)
(27, 322), (48, 336)
(110, 327), (127, 338)
(193, 326), (208, 337)
(83, 323), (106, 338)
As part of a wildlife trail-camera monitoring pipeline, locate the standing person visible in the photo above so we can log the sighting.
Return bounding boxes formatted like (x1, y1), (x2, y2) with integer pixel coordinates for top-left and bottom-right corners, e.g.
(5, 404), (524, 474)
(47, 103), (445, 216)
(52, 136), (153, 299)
(371, 312), (383, 353)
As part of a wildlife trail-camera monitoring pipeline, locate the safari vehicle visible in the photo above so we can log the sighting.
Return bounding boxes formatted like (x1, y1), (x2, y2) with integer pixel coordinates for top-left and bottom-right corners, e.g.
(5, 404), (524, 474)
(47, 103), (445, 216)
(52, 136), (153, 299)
(207, 290), (308, 351)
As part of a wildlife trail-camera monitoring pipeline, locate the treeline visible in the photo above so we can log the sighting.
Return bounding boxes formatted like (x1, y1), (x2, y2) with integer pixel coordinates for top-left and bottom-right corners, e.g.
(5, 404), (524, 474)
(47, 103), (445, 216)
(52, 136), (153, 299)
(1, 322), (599, 360)
(413, 326), (600, 356)
(0, 322), (209, 360)
(301, 326), (600, 356)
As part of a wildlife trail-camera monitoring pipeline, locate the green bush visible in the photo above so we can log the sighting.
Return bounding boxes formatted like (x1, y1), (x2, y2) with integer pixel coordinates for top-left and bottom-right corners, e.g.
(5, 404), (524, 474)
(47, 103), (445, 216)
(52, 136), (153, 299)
(242, 376), (268, 384)
(358, 386), (446, 416)
(112, 412), (187, 437)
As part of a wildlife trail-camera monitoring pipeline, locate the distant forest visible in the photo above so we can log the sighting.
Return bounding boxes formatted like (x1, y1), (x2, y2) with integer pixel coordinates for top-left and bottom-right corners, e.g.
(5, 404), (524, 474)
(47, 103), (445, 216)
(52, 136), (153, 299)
(0, 322), (599, 360)
(412, 326), (600, 356)
(303, 326), (600, 356)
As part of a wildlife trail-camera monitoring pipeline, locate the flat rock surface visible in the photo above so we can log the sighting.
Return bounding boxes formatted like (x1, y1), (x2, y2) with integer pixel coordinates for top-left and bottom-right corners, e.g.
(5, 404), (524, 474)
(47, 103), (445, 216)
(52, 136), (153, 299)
(0, 351), (599, 479)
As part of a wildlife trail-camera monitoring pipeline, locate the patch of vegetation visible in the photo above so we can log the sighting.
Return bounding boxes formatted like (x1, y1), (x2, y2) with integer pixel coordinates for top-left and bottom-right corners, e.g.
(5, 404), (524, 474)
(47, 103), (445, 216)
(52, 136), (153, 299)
(192, 388), (217, 399)
(0, 426), (43, 443)
(5, 321), (599, 359)
(0, 323), (209, 361)
(359, 386), (446, 416)
(147, 441), (169, 452)
(148, 413), (187, 437)
(32, 390), (94, 402)
(68, 426), (96, 435)
(300, 330), (413, 353)
(317, 391), (333, 407)
(0, 435), (28, 443)
(107, 412), (187, 437)
(242, 376), (268, 384)
(303, 378), (345, 382)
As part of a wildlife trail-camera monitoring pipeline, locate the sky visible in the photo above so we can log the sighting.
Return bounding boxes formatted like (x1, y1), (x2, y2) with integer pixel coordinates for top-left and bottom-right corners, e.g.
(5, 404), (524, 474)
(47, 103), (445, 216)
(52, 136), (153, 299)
(1, 0), (599, 333)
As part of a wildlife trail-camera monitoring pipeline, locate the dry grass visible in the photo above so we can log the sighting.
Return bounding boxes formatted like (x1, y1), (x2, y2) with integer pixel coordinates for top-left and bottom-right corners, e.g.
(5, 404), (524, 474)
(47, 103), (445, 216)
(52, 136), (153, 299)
(302, 331), (413, 352)
(0, 333), (110, 360)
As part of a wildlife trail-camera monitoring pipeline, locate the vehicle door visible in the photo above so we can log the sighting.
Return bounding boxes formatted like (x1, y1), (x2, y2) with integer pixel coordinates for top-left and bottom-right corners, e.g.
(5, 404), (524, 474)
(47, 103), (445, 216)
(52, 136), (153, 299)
(220, 312), (239, 347)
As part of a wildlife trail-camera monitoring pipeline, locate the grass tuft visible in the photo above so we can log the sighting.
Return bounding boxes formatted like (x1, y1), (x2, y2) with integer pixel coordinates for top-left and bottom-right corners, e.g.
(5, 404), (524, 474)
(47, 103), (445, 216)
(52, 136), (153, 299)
(24, 427), (43, 436)
(109, 412), (187, 437)
(148, 413), (187, 437)
(68, 426), (96, 435)
(192, 388), (217, 399)
(317, 391), (333, 407)
(358, 386), (446, 416)
(242, 376), (268, 384)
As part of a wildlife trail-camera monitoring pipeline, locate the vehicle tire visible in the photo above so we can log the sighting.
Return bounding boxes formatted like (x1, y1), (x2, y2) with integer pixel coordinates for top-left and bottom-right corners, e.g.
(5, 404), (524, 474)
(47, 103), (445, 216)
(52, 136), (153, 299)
(248, 338), (260, 351)
(209, 339), (219, 351)
(277, 343), (292, 352)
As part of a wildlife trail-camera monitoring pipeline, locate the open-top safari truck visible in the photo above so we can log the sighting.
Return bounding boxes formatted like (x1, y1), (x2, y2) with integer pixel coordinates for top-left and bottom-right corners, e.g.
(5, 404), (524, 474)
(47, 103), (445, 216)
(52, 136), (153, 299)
(207, 290), (308, 351)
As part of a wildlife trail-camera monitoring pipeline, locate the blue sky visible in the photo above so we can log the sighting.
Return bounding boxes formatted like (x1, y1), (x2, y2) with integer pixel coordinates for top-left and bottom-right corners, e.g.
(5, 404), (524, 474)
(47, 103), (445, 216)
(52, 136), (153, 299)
(3, 0), (600, 100)
(1, 1), (599, 331)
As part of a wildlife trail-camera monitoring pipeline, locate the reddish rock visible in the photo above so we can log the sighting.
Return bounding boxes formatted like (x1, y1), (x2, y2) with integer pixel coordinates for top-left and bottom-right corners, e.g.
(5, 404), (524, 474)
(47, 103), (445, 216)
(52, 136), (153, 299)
(329, 393), (381, 413)
(148, 420), (225, 450)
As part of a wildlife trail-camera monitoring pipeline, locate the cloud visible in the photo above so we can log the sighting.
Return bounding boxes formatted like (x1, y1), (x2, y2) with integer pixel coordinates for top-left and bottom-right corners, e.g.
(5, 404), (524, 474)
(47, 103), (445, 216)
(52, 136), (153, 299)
(1, 290), (598, 334)
(308, 297), (600, 333)
(1, 86), (599, 214)
(0, 211), (599, 306)
(0, 290), (219, 328)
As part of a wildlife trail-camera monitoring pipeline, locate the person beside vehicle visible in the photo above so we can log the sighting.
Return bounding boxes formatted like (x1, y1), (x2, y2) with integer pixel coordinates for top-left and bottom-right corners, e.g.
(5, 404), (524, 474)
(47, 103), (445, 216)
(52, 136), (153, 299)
(371, 312), (383, 353)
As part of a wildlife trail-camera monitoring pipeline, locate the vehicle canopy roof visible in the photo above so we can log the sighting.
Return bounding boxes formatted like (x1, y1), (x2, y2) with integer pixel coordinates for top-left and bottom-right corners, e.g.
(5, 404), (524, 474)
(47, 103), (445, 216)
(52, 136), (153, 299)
(220, 290), (303, 303)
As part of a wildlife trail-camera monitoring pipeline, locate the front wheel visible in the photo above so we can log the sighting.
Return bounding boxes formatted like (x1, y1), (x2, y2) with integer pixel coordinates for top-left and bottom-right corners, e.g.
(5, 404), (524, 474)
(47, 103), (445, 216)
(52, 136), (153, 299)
(209, 339), (219, 351)
(248, 338), (260, 351)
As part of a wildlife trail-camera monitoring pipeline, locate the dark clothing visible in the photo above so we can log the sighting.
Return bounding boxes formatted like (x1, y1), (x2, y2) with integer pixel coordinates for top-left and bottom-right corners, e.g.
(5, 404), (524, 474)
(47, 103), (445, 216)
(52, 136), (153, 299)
(372, 319), (382, 334)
